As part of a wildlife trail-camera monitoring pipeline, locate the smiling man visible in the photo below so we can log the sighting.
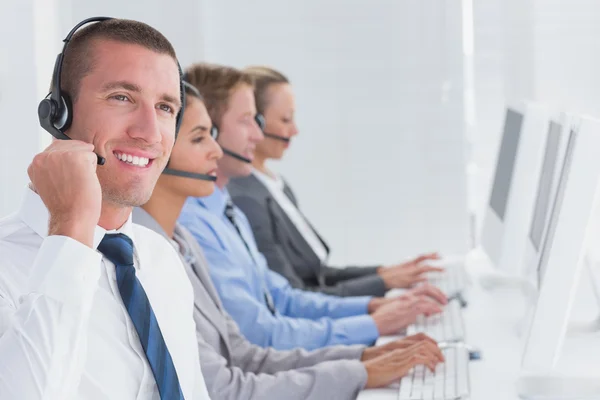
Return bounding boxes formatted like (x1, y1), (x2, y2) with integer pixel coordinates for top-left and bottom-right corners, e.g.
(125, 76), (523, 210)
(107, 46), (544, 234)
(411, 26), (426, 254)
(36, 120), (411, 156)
(0, 18), (209, 399)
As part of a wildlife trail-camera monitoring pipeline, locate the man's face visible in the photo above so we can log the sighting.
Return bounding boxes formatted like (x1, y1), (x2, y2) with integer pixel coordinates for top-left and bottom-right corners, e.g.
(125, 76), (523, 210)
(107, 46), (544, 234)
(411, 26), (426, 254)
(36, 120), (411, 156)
(66, 39), (181, 207)
(217, 84), (264, 178)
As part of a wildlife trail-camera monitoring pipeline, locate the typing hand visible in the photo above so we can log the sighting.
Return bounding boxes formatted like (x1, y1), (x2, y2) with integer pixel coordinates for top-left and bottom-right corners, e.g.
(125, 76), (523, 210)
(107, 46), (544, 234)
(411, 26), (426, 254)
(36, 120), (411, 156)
(367, 297), (395, 313)
(361, 333), (441, 361)
(371, 295), (443, 335)
(378, 253), (444, 289)
(28, 140), (102, 248)
(368, 282), (446, 313)
(405, 282), (448, 305)
(363, 340), (445, 388)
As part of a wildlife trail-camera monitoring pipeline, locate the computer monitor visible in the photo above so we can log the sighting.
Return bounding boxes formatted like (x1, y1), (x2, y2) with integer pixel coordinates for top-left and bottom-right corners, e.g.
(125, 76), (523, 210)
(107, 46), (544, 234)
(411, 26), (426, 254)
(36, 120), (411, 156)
(520, 117), (570, 286)
(529, 122), (563, 253)
(480, 106), (524, 265)
(520, 116), (600, 381)
(489, 108), (523, 222)
(481, 102), (551, 276)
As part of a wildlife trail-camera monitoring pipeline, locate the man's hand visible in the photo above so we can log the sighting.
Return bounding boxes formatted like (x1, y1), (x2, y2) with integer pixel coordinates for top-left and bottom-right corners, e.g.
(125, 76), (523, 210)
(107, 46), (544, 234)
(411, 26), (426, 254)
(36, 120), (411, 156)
(28, 140), (102, 248)
(405, 283), (448, 305)
(361, 333), (440, 361)
(363, 340), (445, 388)
(378, 253), (444, 289)
(367, 297), (395, 313)
(368, 282), (447, 313)
(370, 295), (443, 335)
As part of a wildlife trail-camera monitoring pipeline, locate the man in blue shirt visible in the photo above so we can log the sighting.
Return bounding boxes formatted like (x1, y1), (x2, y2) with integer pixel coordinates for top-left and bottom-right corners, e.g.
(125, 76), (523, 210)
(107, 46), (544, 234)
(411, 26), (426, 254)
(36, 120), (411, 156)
(179, 63), (445, 350)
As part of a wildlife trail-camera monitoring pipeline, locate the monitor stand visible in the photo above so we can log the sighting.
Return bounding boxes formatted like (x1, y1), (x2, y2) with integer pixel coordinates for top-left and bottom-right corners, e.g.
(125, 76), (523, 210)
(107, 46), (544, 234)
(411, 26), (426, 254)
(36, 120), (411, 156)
(568, 253), (600, 336)
(476, 270), (538, 337)
(517, 371), (600, 400)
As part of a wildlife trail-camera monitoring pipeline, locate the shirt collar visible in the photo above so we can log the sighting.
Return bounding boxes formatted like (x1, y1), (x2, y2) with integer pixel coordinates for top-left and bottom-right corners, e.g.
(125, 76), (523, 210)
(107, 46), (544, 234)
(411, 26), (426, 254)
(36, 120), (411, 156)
(132, 206), (187, 255)
(252, 168), (284, 191)
(18, 187), (134, 249)
(132, 206), (191, 266)
(196, 186), (231, 217)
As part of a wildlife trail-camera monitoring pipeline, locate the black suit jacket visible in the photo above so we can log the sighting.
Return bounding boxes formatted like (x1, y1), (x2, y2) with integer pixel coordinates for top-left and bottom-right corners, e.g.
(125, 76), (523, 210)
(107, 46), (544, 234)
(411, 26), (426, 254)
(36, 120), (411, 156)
(228, 174), (387, 297)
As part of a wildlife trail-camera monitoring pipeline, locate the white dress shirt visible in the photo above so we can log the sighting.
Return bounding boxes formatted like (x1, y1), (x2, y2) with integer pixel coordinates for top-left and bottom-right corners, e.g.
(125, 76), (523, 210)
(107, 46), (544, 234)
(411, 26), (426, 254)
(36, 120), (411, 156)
(0, 188), (210, 400)
(252, 169), (329, 262)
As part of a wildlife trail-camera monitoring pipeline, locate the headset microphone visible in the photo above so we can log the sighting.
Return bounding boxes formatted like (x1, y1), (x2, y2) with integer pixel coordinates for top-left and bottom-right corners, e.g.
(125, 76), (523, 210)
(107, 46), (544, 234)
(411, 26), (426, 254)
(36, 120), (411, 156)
(216, 120), (253, 163)
(254, 113), (290, 142)
(263, 132), (291, 143)
(162, 118), (219, 182)
(162, 168), (217, 181)
(221, 148), (252, 164)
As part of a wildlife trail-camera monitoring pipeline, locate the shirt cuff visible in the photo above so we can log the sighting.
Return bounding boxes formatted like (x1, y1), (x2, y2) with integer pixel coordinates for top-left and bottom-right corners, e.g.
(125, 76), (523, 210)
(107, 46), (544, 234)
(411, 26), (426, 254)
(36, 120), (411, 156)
(346, 360), (369, 390)
(342, 295), (373, 315)
(338, 314), (380, 346)
(29, 235), (102, 313)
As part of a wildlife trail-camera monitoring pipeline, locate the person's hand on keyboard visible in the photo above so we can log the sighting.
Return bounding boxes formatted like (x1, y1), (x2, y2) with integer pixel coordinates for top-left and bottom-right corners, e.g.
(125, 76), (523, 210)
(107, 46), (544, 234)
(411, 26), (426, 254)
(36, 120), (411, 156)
(361, 333), (440, 361)
(377, 253), (444, 289)
(405, 282), (448, 305)
(362, 340), (445, 388)
(371, 295), (443, 335)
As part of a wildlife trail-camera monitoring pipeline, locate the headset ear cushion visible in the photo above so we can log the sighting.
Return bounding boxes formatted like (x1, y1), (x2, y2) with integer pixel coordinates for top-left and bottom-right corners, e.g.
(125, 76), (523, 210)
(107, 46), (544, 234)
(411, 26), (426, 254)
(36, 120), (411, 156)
(55, 93), (73, 131)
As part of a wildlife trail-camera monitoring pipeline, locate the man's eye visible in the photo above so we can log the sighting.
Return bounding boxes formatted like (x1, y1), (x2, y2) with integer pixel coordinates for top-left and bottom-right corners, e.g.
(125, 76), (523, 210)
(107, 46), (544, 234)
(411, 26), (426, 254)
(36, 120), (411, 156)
(159, 104), (174, 114)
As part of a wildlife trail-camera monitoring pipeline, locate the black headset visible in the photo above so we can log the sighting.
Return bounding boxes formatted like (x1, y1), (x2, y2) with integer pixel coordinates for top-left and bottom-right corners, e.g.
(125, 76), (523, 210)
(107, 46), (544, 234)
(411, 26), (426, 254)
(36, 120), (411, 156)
(162, 81), (219, 182)
(38, 16), (186, 166)
(255, 113), (291, 143)
(214, 114), (270, 164)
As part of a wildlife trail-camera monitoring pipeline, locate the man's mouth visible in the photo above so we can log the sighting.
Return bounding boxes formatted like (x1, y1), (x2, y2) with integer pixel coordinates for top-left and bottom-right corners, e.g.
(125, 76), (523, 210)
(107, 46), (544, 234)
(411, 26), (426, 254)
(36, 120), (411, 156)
(114, 152), (152, 168)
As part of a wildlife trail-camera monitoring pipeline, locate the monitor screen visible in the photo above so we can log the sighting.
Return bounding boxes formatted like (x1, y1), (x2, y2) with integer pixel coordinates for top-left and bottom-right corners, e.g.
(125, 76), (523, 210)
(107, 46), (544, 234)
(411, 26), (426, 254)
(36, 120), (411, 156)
(490, 108), (524, 220)
(529, 121), (562, 252)
(536, 129), (577, 286)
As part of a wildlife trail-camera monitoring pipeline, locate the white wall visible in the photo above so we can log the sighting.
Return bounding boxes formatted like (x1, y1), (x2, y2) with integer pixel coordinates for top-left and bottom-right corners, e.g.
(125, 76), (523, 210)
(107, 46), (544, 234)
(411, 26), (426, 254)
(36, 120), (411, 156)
(57, 0), (205, 67)
(201, 0), (470, 265)
(530, 0), (600, 118)
(0, 0), (40, 217)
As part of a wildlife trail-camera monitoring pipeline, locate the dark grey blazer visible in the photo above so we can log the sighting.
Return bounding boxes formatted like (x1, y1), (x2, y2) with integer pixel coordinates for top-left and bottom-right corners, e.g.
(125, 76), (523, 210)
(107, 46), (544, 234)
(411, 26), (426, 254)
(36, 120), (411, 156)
(228, 174), (387, 297)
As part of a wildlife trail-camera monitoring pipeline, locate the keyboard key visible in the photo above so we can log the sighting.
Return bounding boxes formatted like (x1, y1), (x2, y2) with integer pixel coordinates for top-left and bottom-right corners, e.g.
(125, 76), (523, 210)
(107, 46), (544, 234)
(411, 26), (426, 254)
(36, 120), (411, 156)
(406, 299), (465, 342)
(456, 347), (470, 396)
(399, 376), (412, 399)
(398, 346), (470, 400)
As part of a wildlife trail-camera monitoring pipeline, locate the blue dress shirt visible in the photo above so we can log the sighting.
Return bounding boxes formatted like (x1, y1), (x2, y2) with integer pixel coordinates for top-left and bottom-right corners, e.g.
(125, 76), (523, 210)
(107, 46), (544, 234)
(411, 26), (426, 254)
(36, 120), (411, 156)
(178, 187), (379, 350)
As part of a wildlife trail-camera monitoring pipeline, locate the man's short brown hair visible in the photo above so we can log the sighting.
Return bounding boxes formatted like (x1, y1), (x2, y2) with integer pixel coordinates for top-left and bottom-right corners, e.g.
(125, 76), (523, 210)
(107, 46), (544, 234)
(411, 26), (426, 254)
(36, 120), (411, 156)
(184, 63), (254, 127)
(53, 18), (178, 102)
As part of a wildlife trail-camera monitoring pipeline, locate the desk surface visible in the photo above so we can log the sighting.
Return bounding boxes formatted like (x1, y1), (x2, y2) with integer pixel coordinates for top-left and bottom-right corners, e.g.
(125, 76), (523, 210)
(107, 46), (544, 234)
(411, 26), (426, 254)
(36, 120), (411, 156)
(358, 252), (530, 400)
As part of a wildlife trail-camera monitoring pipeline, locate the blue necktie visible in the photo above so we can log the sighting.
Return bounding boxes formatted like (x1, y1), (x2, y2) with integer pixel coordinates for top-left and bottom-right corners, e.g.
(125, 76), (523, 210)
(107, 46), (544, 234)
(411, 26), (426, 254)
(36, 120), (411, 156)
(98, 233), (184, 400)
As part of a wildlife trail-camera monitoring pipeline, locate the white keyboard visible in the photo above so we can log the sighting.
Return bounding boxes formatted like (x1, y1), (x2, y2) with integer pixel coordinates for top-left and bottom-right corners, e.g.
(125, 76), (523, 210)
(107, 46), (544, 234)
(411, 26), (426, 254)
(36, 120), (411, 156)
(429, 264), (469, 296)
(406, 300), (465, 342)
(398, 346), (470, 400)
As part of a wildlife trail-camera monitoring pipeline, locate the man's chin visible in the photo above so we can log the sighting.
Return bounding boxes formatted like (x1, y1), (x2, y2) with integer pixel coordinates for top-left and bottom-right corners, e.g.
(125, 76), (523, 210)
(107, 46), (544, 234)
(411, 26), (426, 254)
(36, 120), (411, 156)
(101, 183), (155, 208)
(237, 164), (253, 178)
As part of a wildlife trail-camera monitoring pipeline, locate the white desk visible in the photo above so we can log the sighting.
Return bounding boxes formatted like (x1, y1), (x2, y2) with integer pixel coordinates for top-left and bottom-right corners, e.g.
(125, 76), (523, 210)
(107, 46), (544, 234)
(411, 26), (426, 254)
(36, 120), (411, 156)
(359, 250), (600, 399)
(358, 251), (529, 400)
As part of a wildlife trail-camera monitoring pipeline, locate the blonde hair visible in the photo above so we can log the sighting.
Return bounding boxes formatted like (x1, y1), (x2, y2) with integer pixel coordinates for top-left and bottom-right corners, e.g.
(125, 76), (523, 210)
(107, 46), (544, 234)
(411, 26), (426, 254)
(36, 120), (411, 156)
(184, 63), (254, 126)
(243, 66), (289, 114)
